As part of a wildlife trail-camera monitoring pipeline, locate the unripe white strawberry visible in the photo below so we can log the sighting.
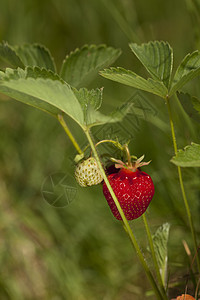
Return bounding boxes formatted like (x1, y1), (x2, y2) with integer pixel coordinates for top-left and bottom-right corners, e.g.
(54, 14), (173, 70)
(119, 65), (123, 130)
(75, 157), (103, 187)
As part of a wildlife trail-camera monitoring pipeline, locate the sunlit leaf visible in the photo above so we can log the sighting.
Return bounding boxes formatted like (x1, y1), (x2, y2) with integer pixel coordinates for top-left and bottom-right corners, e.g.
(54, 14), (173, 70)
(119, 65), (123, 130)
(171, 143), (200, 167)
(129, 41), (173, 88)
(0, 66), (62, 82)
(100, 67), (168, 98)
(60, 44), (121, 88)
(0, 67), (84, 125)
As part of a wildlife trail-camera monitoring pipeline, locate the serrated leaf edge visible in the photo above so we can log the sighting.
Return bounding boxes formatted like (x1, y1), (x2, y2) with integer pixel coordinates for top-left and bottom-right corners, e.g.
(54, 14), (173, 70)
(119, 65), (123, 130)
(0, 41), (25, 68)
(14, 43), (57, 72)
(60, 44), (121, 79)
(129, 40), (173, 89)
(100, 66), (168, 98)
(0, 66), (65, 83)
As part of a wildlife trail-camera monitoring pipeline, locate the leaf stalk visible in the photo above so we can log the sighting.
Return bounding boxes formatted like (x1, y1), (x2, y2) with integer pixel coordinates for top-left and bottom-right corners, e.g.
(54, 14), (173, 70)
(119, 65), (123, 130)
(57, 114), (83, 156)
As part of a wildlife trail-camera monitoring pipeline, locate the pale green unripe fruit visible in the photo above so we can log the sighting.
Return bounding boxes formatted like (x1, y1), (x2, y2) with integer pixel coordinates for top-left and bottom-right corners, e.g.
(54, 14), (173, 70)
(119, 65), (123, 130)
(75, 157), (103, 187)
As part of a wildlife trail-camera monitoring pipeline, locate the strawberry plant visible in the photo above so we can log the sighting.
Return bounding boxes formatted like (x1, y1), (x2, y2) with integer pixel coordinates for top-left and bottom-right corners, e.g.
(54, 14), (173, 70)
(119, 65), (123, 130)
(0, 40), (200, 299)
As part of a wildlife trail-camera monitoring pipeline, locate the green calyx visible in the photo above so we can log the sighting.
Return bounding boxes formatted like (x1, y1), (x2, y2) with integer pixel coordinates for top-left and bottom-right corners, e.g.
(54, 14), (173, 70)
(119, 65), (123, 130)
(110, 144), (151, 172)
(111, 155), (151, 172)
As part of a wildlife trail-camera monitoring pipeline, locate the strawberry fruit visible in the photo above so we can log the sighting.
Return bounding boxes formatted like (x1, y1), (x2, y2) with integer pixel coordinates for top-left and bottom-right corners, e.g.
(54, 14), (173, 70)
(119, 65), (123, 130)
(103, 162), (154, 220)
(75, 157), (103, 187)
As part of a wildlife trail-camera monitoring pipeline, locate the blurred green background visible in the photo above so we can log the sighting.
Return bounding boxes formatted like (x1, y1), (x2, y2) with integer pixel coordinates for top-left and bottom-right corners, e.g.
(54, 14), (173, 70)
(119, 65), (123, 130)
(0, 0), (200, 299)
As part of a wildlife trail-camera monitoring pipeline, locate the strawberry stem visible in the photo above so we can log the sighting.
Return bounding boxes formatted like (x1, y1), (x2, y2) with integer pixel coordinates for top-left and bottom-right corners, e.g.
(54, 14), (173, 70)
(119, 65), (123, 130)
(84, 127), (168, 300)
(95, 139), (124, 151)
(123, 144), (132, 167)
(57, 114), (83, 156)
(166, 95), (200, 272)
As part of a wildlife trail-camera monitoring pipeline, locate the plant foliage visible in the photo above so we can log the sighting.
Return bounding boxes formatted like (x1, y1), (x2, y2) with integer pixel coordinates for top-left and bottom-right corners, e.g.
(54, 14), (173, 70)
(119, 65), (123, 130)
(171, 143), (200, 167)
(101, 41), (200, 100)
(177, 92), (200, 123)
(129, 41), (173, 88)
(152, 223), (170, 286)
(0, 43), (130, 130)
(60, 44), (121, 88)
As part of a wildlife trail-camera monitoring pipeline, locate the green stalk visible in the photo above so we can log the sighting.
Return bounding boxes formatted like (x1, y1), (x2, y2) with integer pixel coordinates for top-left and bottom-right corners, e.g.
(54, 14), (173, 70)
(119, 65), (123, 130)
(166, 96), (200, 271)
(57, 114), (83, 156)
(95, 139), (124, 151)
(84, 128), (167, 300)
(124, 144), (132, 167)
(142, 214), (167, 294)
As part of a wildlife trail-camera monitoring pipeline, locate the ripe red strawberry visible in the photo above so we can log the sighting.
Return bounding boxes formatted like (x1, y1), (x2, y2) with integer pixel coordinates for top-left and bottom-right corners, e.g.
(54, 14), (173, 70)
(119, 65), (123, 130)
(105, 164), (119, 176)
(103, 164), (154, 220)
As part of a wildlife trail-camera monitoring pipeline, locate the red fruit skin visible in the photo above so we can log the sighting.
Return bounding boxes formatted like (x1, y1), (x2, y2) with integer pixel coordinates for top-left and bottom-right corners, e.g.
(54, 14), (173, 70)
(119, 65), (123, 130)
(105, 164), (119, 175)
(103, 168), (154, 220)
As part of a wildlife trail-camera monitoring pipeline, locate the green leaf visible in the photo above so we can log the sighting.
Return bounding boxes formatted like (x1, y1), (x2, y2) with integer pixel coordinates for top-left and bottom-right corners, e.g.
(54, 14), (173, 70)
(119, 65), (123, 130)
(73, 86), (131, 127)
(0, 41), (24, 69)
(73, 87), (103, 111)
(60, 44), (121, 88)
(169, 51), (200, 96)
(0, 67), (84, 125)
(171, 143), (200, 167)
(14, 43), (56, 72)
(0, 67), (131, 129)
(100, 67), (168, 98)
(129, 41), (173, 88)
(25, 66), (62, 81)
(0, 66), (62, 82)
(177, 92), (200, 123)
(73, 87), (103, 123)
(73, 88), (103, 125)
(152, 223), (170, 286)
